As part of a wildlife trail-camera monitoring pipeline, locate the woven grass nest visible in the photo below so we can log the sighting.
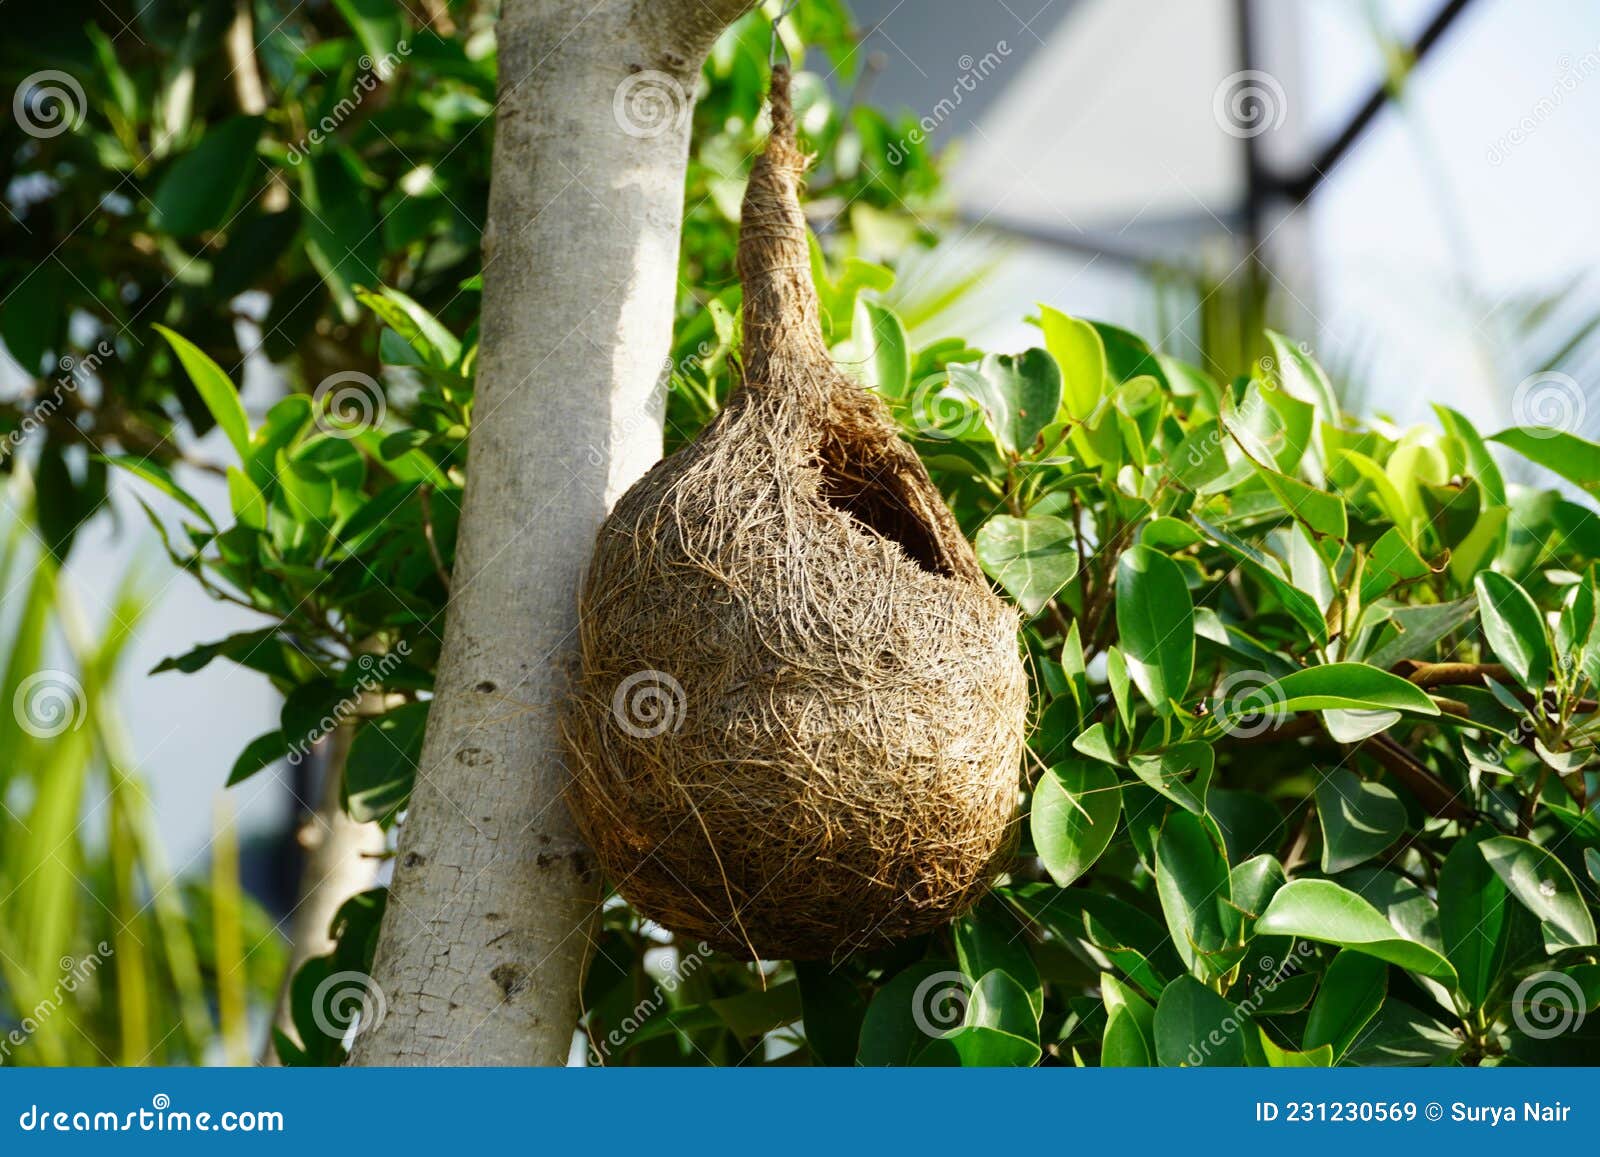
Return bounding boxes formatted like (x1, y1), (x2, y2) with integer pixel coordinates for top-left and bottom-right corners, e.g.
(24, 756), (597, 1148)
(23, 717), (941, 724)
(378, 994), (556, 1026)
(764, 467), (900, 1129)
(563, 67), (1027, 961)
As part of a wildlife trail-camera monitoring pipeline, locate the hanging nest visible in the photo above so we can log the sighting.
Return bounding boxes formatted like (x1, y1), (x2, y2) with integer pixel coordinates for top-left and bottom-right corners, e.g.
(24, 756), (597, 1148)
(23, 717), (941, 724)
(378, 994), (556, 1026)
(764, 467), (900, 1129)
(563, 66), (1027, 961)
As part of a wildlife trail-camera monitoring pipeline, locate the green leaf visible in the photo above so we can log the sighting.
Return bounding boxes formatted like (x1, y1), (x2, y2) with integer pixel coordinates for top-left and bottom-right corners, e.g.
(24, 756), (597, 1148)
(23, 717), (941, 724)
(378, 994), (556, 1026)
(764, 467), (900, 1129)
(1154, 811), (1230, 979)
(1362, 597), (1480, 670)
(1480, 836), (1597, 949)
(796, 964), (866, 1066)
(1215, 663), (1439, 729)
(150, 116), (263, 235)
(154, 326), (251, 459)
(949, 349), (1062, 455)
(150, 628), (294, 682)
(1419, 477), (1482, 550)
(1439, 831), (1511, 1008)
(1343, 998), (1462, 1066)
(944, 970), (1041, 1066)
(975, 514), (1079, 616)
(1490, 427), (1600, 497)
(1557, 570), (1600, 685)
(227, 730), (287, 786)
(226, 466), (267, 530)
(1038, 305), (1105, 420)
(857, 961), (962, 1066)
(1304, 950), (1387, 1061)
(954, 903), (1043, 1020)
(1257, 468), (1348, 548)
(1171, 421), (1239, 492)
(300, 150), (382, 321)
(1258, 1028), (1334, 1067)
(1030, 760), (1120, 887)
(710, 981), (803, 1038)
(1154, 975), (1244, 1066)
(1255, 880), (1458, 985)
(1265, 330), (1339, 425)
(1127, 742), (1213, 816)
(1360, 527), (1430, 605)
(1316, 768), (1405, 874)
(1115, 545), (1194, 713)
(357, 286), (463, 370)
(853, 298), (910, 399)
(1434, 404), (1507, 505)
(345, 702), (430, 823)
(1474, 572), (1552, 695)
(1105, 647), (1135, 733)
(1099, 973), (1156, 1067)
(1102, 1007), (1151, 1067)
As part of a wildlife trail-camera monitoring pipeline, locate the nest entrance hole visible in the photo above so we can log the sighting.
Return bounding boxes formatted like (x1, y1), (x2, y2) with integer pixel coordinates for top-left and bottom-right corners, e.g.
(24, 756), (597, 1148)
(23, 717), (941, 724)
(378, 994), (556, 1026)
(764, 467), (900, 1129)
(817, 441), (951, 577)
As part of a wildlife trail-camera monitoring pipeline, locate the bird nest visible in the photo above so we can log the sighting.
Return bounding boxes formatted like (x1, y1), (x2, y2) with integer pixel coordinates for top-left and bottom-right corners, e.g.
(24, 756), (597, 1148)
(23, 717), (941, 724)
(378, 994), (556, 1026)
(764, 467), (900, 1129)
(563, 66), (1027, 961)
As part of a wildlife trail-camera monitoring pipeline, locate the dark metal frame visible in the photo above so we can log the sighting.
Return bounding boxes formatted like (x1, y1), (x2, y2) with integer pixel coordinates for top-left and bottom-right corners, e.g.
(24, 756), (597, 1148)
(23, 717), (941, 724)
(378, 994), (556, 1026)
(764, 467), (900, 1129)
(966, 0), (1478, 274)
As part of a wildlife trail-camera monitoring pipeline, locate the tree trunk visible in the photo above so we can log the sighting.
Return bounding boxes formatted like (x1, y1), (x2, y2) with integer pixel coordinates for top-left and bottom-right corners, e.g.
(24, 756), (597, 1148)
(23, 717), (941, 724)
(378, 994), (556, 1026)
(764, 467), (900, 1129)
(349, 0), (755, 1066)
(260, 707), (387, 1065)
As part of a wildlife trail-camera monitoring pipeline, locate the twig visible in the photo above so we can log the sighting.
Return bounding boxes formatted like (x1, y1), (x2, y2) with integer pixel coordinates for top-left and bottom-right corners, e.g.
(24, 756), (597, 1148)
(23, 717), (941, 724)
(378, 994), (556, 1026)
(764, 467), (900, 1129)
(419, 485), (452, 593)
(1360, 733), (1477, 822)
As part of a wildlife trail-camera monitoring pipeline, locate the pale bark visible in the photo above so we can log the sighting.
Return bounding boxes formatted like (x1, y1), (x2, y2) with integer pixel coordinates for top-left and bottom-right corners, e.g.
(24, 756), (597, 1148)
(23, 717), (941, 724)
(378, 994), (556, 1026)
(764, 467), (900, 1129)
(259, 708), (387, 1065)
(350, 0), (756, 1066)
